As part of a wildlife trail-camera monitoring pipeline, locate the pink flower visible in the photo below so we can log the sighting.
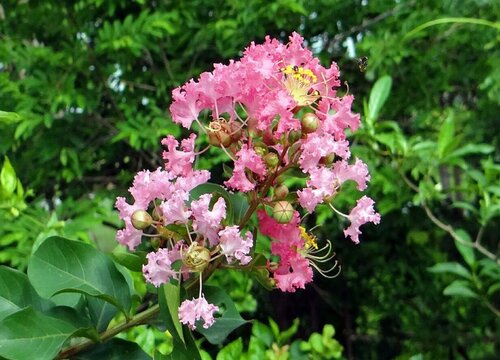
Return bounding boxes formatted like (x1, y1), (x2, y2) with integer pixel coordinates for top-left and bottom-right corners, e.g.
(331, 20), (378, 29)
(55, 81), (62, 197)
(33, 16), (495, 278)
(299, 133), (350, 172)
(160, 190), (192, 225)
(218, 226), (253, 265)
(178, 296), (219, 330)
(191, 194), (226, 246)
(169, 80), (205, 128)
(129, 168), (175, 208)
(317, 95), (360, 140)
(272, 241), (314, 292)
(161, 134), (197, 177)
(297, 187), (324, 213)
(116, 224), (143, 251)
(331, 158), (370, 191)
(344, 196), (381, 244)
(257, 209), (301, 243)
(225, 144), (266, 192)
(142, 248), (181, 287)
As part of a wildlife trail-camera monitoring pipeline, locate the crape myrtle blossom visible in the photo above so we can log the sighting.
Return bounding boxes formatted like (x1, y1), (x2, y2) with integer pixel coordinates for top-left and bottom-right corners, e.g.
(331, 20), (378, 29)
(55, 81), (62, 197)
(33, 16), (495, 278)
(178, 295), (219, 330)
(116, 33), (380, 332)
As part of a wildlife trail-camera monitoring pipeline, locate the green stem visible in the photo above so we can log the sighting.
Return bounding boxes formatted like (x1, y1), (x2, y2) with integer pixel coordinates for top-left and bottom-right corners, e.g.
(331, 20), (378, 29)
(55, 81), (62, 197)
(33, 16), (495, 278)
(56, 304), (160, 359)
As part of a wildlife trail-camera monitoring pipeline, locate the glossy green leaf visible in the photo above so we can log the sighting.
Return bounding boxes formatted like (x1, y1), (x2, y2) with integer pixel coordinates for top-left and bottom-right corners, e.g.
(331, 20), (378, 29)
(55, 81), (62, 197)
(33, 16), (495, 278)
(1, 156), (17, 194)
(443, 280), (478, 298)
(111, 250), (147, 272)
(0, 266), (54, 321)
(87, 296), (118, 332)
(74, 338), (152, 360)
(28, 236), (131, 314)
(158, 282), (184, 344)
(428, 262), (472, 279)
(0, 307), (86, 360)
(196, 286), (248, 344)
(367, 75), (392, 124)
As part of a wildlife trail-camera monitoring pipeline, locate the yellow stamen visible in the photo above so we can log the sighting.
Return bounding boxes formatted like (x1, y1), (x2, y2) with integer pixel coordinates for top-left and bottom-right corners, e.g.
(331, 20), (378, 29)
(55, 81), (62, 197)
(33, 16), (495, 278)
(300, 226), (318, 250)
(280, 65), (319, 106)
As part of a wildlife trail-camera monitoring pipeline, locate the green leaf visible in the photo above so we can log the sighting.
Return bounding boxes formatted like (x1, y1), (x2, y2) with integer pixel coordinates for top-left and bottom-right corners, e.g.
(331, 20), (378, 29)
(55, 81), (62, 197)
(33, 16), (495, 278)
(367, 75), (392, 124)
(111, 250), (147, 272)
(155, 326), (202, 360)
(0, 111), (21, 124)
(0, 307), (85, 360)
(443, 280), (478, 298)
(74, 338), (152, 360)
(0, 266), (54, 321)
(158, 282), (184, 344)
(427, 262), (472, 279)
(87, 296), (118, 332)
(437, 115), (455, 159)
(277, 318), (299, 344)
(216, 338), (243, 360)
(454, 229), (475, 266)
(28, 236), (131, 314)
(252, 320), (273, 347)
(448, 143), (494, 158)
(196, 286), (248, 344)
(1, 156), (17, 194)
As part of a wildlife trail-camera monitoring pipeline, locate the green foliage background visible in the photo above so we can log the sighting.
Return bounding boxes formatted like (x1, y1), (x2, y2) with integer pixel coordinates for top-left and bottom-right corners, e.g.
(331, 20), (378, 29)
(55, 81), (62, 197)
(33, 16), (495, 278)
(0, 0), (498, 359)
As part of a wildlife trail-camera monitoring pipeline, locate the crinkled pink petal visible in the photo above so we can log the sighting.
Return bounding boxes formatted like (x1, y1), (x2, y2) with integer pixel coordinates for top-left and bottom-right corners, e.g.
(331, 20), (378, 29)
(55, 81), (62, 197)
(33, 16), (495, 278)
(142, 248), (180, 287)
(160, 191), (192, 225)
(332, 158), (370, 191)
(271, 241), (313, 292)
(297, 187), (324, 213)
(344, 196), (381, 244)
(191, 194), (226, 246)
(299, 133), (350, 172)
(218, 225), (253, 265)
(161, 134), (196, 177)
(116, 223), (143, 251)
(257, 210), (301, 243)
(178, 296), (219, 330)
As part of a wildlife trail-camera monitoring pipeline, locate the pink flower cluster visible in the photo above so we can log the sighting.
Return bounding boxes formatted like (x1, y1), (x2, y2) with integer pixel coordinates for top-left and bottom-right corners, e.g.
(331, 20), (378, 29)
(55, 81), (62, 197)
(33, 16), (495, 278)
(116, 33), (381, 330)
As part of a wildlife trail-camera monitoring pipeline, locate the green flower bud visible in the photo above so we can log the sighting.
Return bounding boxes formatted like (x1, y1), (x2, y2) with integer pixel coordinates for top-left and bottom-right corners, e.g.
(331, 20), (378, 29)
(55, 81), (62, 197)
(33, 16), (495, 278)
(184, 245), (211, 272)
(264, 152), (279, 168)
(272, 201), (295, 224)
(301, 112), (319, 133)
(288, 129), (302, 143)
(274, 184), (289, 200)
(131, 210), (153, 230)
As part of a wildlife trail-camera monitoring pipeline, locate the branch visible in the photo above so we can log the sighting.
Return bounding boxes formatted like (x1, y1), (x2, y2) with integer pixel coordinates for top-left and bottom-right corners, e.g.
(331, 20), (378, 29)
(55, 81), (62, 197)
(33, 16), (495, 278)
(422, 202), (499, 265)
(56, 304), (160, 359)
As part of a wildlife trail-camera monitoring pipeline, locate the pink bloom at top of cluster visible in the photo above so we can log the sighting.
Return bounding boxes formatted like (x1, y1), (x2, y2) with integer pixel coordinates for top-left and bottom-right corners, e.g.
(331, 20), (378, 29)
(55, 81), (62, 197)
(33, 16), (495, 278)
(115, 166), (210, 250)
(169, 32), (360, 139)
(224, 144), (266, 192)
(218, 225), (253, 265)
(344, 196), (381, 244)
(191, 194), (227, 246)
(178, 295), (219, 330)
